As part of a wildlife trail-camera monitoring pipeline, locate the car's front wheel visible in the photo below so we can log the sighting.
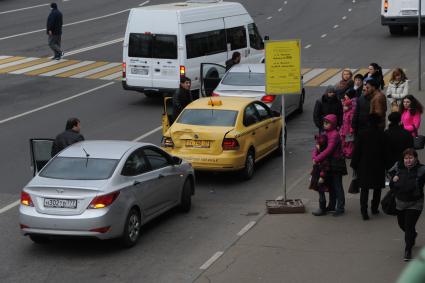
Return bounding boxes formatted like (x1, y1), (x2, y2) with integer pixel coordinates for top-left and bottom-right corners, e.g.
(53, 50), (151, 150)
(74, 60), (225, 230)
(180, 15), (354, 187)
(241, 149), (255, 180)
(120, 208), (141, 248)
(29, 234), (50, 244)
(179, 179), (193, 213)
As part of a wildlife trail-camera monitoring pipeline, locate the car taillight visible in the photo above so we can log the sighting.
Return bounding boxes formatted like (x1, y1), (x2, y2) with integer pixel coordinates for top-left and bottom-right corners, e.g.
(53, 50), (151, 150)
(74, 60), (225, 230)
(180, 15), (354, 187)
(261, 95), (275, 103)
(384, 0), (388, 12)
(180, 66), (185, 77)
(90, 226), (111, 233)
(88, 191), (120, 209)
(122, 62), (126, 79)
(20, 224), (29, 229)
(222, 138), (240, 150)
(21, 191), (33, 207)
(212, 92), (220, 97)
(162, 136), (174, 147)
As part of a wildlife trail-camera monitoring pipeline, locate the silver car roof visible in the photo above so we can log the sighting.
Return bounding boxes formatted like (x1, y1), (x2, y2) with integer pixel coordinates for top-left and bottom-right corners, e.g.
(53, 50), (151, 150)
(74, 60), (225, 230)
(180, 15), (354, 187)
(58, 140), (148, 159)
(228, 63), (264, 73)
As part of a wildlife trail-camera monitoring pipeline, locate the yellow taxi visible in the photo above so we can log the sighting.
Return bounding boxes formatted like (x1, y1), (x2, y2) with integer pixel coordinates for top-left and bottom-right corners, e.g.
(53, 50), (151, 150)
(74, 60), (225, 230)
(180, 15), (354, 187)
(161, 97), (283, 179)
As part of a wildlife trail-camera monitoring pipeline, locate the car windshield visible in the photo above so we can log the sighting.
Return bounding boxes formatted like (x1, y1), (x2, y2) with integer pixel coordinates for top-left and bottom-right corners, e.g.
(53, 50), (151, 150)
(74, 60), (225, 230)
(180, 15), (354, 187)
(177, 109), (238, 126)
(221, 72), (265, 86)
(39, 157), (119, 180)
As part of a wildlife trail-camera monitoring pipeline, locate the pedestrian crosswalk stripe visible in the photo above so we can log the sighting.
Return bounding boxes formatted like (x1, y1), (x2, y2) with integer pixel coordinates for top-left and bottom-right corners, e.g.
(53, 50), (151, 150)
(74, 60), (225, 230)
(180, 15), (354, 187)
(306, 68), (341, 87)
(0, 55), (400, 87)
(302, 68), (326, 83)
(26, 60), (80, 76)
(86, 64), (121, 79)
(0, 57), (37, 71)
(0, 57), (51, 74)
(70, 62), (120, 78)
(0, 56), (23, 65)
(55, 61), (109, 78)
(40, 61), (95, 76)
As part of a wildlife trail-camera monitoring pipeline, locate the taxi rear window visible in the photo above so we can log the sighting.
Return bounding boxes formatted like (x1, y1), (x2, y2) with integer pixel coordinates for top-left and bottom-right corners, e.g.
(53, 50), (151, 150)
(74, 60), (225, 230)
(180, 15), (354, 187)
(177, 109), (237, 126)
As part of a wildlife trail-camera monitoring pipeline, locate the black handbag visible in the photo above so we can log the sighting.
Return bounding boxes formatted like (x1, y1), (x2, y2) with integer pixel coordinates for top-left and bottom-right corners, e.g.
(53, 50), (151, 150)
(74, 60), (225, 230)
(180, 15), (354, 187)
(348, 178), (360, 194)
(381, 190), (397, 216)
(414, 135), (425, 150)
(330, 157), (348, 175)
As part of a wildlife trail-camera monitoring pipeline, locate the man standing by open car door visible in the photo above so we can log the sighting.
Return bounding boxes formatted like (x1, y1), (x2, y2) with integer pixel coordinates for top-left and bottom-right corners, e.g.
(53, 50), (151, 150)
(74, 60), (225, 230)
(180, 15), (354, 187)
(172, 77), (193, 122)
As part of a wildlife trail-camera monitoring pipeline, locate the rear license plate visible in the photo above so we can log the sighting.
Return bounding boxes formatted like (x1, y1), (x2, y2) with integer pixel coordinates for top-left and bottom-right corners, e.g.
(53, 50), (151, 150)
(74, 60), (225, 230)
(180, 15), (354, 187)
(44, 198), (77, 209)
(185, 140), (210, 148)
(131, 68), (148, 75)
(401, 10), (417, 15)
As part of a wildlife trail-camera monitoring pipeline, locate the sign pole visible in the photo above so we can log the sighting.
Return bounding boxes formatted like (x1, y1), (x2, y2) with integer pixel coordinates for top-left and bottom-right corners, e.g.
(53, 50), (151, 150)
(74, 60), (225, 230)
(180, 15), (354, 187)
(419, 0), (422, 91)
(281, 96), (286, 200)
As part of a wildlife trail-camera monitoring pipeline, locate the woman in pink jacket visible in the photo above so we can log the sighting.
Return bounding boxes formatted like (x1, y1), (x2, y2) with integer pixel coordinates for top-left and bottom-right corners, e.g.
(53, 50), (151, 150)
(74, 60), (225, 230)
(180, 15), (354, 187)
(400, 95), (423, 137)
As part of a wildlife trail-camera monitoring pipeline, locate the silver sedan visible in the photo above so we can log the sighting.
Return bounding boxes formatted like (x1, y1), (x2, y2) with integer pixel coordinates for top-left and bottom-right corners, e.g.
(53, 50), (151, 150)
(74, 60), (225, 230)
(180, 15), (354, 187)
(20, 140), (195, 247)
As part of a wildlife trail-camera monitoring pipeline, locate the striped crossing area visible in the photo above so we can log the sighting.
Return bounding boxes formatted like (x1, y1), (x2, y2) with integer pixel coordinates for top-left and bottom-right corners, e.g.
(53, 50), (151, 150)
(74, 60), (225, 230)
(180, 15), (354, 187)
(0, 55), (394, 86)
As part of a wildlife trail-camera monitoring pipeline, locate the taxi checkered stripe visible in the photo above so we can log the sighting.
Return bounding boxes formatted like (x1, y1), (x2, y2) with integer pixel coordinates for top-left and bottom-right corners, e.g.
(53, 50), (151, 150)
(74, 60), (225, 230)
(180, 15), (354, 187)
(0, 55), (394, 86)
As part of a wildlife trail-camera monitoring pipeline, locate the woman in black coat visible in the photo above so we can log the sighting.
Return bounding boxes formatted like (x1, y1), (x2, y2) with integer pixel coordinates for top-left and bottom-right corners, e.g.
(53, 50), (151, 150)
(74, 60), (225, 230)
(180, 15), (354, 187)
(351, 114), (386, 220)
(313, 86), (343, 132)
(384, 112), (413, 170)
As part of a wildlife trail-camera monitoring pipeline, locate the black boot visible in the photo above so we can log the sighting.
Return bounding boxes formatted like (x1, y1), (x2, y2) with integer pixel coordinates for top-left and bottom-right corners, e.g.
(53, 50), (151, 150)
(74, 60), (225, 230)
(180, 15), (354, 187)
(361, 211), (370, 221)
(404, 249), (412, 261)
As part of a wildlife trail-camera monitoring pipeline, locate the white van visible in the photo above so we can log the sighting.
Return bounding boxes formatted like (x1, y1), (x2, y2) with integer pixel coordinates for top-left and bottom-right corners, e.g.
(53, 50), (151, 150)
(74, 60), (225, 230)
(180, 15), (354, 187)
(122, 1), (265, 97)
(381, 0), (425, 35)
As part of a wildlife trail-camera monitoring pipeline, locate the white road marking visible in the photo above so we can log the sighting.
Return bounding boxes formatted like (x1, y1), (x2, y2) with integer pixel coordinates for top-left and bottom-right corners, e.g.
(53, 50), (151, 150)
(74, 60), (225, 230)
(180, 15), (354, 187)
(0, 200), (20, 214)
(333, 25), (339, 29)
(139, 0), (150, 6)
(276, 195), (284, 200)
(0, 55), (12, 60)
(0, 82), (114, 125)
(237, 221), (256, 237)
(63, 38), (124, 57)
(10, 60), (64, 74)
(100, 72), (122, 80)
(39, 61), (95, 76)
(278, 8), (283, 12)
(304, 44), (312, 49)
(70, 63), (121, 78)
(200, 252), (224, 270)
(0, 57), (39, 69)
(348, 8), (352, 12)
(0, 3), (49, 15)
(342, 16), (347, 20)
(284, 1), (288, 4)
(302, 68), (326, 82)
(267, 16), (272, 20)
(132, 126), (163, 141)
(321, 33), (327, 38)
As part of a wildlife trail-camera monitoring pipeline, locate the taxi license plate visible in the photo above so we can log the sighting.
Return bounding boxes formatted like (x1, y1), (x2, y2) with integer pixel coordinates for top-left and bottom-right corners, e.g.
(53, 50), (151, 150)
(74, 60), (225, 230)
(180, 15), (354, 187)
(131, 68), (148, 75)
(44, 198), (77, 209)
(185, 140), (210, 148)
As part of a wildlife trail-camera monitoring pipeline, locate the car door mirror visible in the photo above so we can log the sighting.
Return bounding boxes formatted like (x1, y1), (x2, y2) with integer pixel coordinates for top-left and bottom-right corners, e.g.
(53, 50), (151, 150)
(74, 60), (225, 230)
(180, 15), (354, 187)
(272, 110), (281, 118)
(172, 156), (182, 165)
(264, 35), (270, 41)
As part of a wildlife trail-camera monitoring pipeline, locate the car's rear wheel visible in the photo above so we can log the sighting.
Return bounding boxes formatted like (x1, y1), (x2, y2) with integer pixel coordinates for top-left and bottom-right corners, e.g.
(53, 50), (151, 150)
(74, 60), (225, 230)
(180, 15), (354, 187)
(29, 234), (50, 244)
(389, 25), (403, 35)
(241, 149), (255, 180)
(179, 179), (192, 213)
(120, 208), (141, 248)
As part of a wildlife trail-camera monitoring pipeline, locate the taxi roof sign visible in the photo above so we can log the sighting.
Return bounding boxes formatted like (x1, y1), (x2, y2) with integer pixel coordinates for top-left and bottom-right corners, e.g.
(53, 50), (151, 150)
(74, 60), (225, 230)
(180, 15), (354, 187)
(208, 99), (222, 106)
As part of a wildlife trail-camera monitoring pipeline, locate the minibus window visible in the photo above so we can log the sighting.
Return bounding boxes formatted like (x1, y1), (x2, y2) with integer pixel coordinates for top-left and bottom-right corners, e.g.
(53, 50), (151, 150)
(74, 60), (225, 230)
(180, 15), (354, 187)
(129, 33), (177, 59)
(186, 29), (226, 59)
(129, 33), (152, 58)
(248, 23), (264, 50)
(226, 26), (247, 50)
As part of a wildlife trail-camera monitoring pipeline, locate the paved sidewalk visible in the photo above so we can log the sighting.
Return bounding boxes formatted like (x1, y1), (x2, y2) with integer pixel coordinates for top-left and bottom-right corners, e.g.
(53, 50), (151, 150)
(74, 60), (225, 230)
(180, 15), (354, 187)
(195, 176), (424, 283)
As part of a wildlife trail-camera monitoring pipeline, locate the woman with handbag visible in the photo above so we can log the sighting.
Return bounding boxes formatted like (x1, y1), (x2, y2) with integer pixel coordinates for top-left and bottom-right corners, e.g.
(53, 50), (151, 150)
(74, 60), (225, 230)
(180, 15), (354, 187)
(400, 95), (423, 137)
(386, 68), (409, 110)
(351, 114), (386, 220)
(389, 148), (425, 261)
(312, 114), (347, 216)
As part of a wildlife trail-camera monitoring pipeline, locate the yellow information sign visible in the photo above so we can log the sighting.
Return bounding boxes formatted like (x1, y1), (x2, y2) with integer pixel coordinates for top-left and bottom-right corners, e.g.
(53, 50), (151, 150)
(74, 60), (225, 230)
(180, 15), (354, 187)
(265, 40), (301, 95)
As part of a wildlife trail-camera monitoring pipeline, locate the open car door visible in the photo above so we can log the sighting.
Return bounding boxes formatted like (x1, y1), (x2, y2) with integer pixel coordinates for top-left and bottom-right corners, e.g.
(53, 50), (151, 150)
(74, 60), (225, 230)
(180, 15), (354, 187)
(200, 63), (227, 97)
(30, 138), (54, 176)
(162, 97), (174, 135)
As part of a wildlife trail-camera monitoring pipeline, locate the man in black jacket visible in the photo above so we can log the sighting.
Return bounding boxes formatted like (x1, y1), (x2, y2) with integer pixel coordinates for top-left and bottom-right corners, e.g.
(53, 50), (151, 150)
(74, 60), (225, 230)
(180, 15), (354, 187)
(51, 118), (84, 156)
(172, 77), (193, 121)
(47, 3), (63, 60)
(313, 85), (342, 132)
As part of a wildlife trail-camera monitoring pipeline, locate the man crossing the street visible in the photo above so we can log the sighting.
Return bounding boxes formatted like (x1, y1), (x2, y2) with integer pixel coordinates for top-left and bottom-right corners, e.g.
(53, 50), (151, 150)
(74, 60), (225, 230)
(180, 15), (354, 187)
(46, 3), (63, 60)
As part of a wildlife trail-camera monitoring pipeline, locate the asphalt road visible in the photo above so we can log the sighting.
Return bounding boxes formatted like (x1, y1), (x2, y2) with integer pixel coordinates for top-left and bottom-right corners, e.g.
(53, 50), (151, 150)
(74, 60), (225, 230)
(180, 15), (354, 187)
(0, 0), (423, 282)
